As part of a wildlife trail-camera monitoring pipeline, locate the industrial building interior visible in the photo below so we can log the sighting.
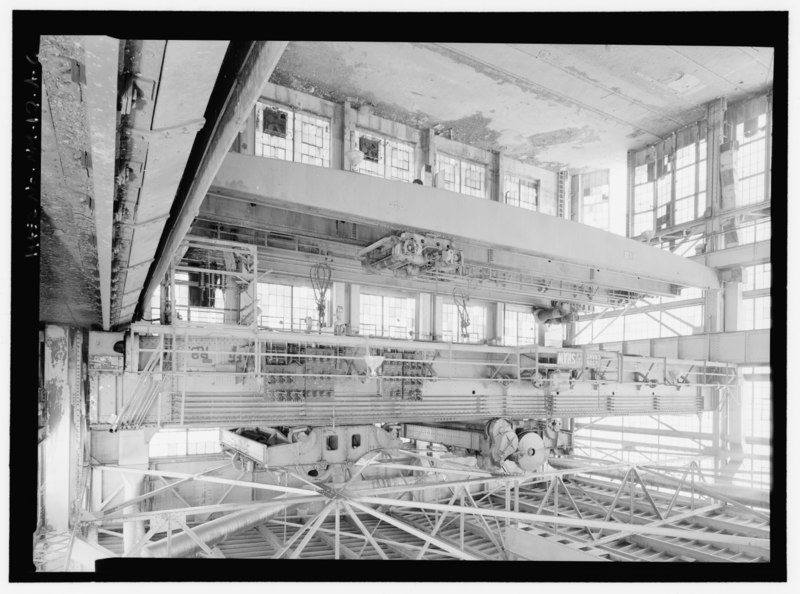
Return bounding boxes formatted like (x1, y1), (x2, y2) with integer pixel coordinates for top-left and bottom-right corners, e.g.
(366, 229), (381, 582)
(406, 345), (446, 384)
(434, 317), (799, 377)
(21, 26), (782, 577)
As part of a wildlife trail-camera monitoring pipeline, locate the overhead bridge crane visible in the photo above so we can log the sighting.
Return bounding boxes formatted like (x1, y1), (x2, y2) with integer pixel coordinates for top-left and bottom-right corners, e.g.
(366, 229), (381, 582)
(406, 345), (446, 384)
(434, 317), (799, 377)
(72, 231), (757, 565)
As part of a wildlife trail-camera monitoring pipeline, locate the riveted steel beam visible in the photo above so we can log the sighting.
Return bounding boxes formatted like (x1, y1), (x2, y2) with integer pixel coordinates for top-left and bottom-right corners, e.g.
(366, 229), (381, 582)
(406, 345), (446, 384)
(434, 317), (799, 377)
(137, 41), (288, 322)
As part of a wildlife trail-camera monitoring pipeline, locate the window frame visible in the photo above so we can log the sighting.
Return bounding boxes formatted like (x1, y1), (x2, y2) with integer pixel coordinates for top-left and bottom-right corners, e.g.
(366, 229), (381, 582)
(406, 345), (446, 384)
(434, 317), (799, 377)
(257, 281), (330, 332)
(630, 128), (708, 237)
(353, 129), (416, 182)
(435, 152), (488, 199)
(441, 301), (487, 343)
(503, 174), (540, 211)
(359, 292), (417, 339)
(254, 99), (332, 168)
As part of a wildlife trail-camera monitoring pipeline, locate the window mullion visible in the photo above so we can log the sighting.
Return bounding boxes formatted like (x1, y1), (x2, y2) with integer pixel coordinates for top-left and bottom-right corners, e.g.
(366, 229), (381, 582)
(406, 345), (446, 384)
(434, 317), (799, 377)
(765, 94), (772, 203)
(381, 295), (386, 337)
(669, 139), (677, 225)
(695, 134), (700, 220)
(290, 286), (295, 331)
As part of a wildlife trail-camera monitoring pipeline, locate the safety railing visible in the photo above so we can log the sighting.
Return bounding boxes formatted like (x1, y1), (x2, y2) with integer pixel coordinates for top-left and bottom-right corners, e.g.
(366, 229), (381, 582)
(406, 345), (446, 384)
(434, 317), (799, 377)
(107, 323), (737, 428)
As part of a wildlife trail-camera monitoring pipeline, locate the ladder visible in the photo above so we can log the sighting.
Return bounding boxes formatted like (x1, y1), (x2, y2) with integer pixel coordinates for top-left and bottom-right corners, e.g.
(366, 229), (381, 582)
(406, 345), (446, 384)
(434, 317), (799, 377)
(557, 168), (569, 219)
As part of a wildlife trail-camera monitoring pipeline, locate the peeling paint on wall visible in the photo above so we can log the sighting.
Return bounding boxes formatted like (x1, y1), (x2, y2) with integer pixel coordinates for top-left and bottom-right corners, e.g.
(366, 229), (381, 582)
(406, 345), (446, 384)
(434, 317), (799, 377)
(438, 111), (501, 147)
(44, 378), (65, 434)
(527, 126), (601, 149)
(39, 36), (103, 328)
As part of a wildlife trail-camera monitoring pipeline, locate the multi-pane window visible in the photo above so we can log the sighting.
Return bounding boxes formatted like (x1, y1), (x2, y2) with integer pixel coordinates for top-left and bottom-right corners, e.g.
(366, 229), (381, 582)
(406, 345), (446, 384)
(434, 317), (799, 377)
(149, 428), (221, 458)
(255, 103), (294, 161)
(673, 141), (707, 225)
(739, 263), (771, 330)
(504, 175), (539, 211)
(503, 309), (537, 346)
(726, 217), (771, 248)
(149, 285), (161, 324)
(436, 153), (487, 198)
(574, 297), (703, 345)
(297, 112), (330, 167)
(359, 293), (416, 338)
(293, 286), (322, 327)
(655, 173), (671, 228)
(622, 305), (702, 340)
(258, 283), (292, 329)
(740, 296), (771, 331)
(173, 272), (226, 324)
(388, 142), (413, 181)
(354, 131), (415, 182)
(576, 170), (610, 231)
(573, 316), (625, 346)
(442, 302), (486, 343)
(733, 107), (769, 207)
(630, 127), (708, 236)
(255, 102), (330, 168)
(572, 412), (716, 467)
(743, 263), (771, 292)
(436, 153), (460, 192)
(632, 164), (655, 237)
(737, 366), (772, 490)
(462, 162), (486, 197)
(257, 283), (328, 331)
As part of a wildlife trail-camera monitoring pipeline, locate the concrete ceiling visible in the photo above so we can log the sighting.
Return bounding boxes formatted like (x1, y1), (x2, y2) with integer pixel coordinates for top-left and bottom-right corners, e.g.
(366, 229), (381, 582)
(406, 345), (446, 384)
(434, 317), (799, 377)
(270, 42), (773, 171)
(39, 36), (104, 328)
(38, 36), (230, 329)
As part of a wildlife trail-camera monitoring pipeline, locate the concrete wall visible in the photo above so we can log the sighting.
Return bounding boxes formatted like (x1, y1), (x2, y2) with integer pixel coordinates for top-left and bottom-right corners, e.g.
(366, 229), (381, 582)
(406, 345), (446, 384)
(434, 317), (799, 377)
(257, 82), (344, 169)
(502, 154), (559, 216)
(238, 82), (561, 217)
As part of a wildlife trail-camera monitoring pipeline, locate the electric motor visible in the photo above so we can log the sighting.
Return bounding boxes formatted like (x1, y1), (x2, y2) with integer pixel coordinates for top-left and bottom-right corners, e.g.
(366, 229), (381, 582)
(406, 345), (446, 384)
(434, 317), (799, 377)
(515, 431), (546, 471)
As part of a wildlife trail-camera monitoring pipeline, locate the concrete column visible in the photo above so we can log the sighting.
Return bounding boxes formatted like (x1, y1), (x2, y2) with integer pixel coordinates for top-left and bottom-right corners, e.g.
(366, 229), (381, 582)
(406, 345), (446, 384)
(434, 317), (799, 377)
(492, 151), (503, 202)
(625, 151), (635, 237)
(609, 157), (628, 235)
(705, 98), (726, 252)
(159, 278), (169, 325)
(425, 129), (436, 187)
(43, 325), (73, 532)
(704, 288), (724, 333)
(417, 292), (432, 340)
(342, 101), (356, 171)
(331, 103), (345, 171)
(488, 302), (503, 343)
(349, 284), (360, 334)
(332, 281), (347, 331)
(570, 173), (581, 223)
(564, 320), (577, 347)
(223, 287), (239, 324)
(239, 107), (256, 156)
(121, 473), (145, 554)
(537, 322), (546, 347)
(118, 429), (149, 554)
(723, 281), (742, 332)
